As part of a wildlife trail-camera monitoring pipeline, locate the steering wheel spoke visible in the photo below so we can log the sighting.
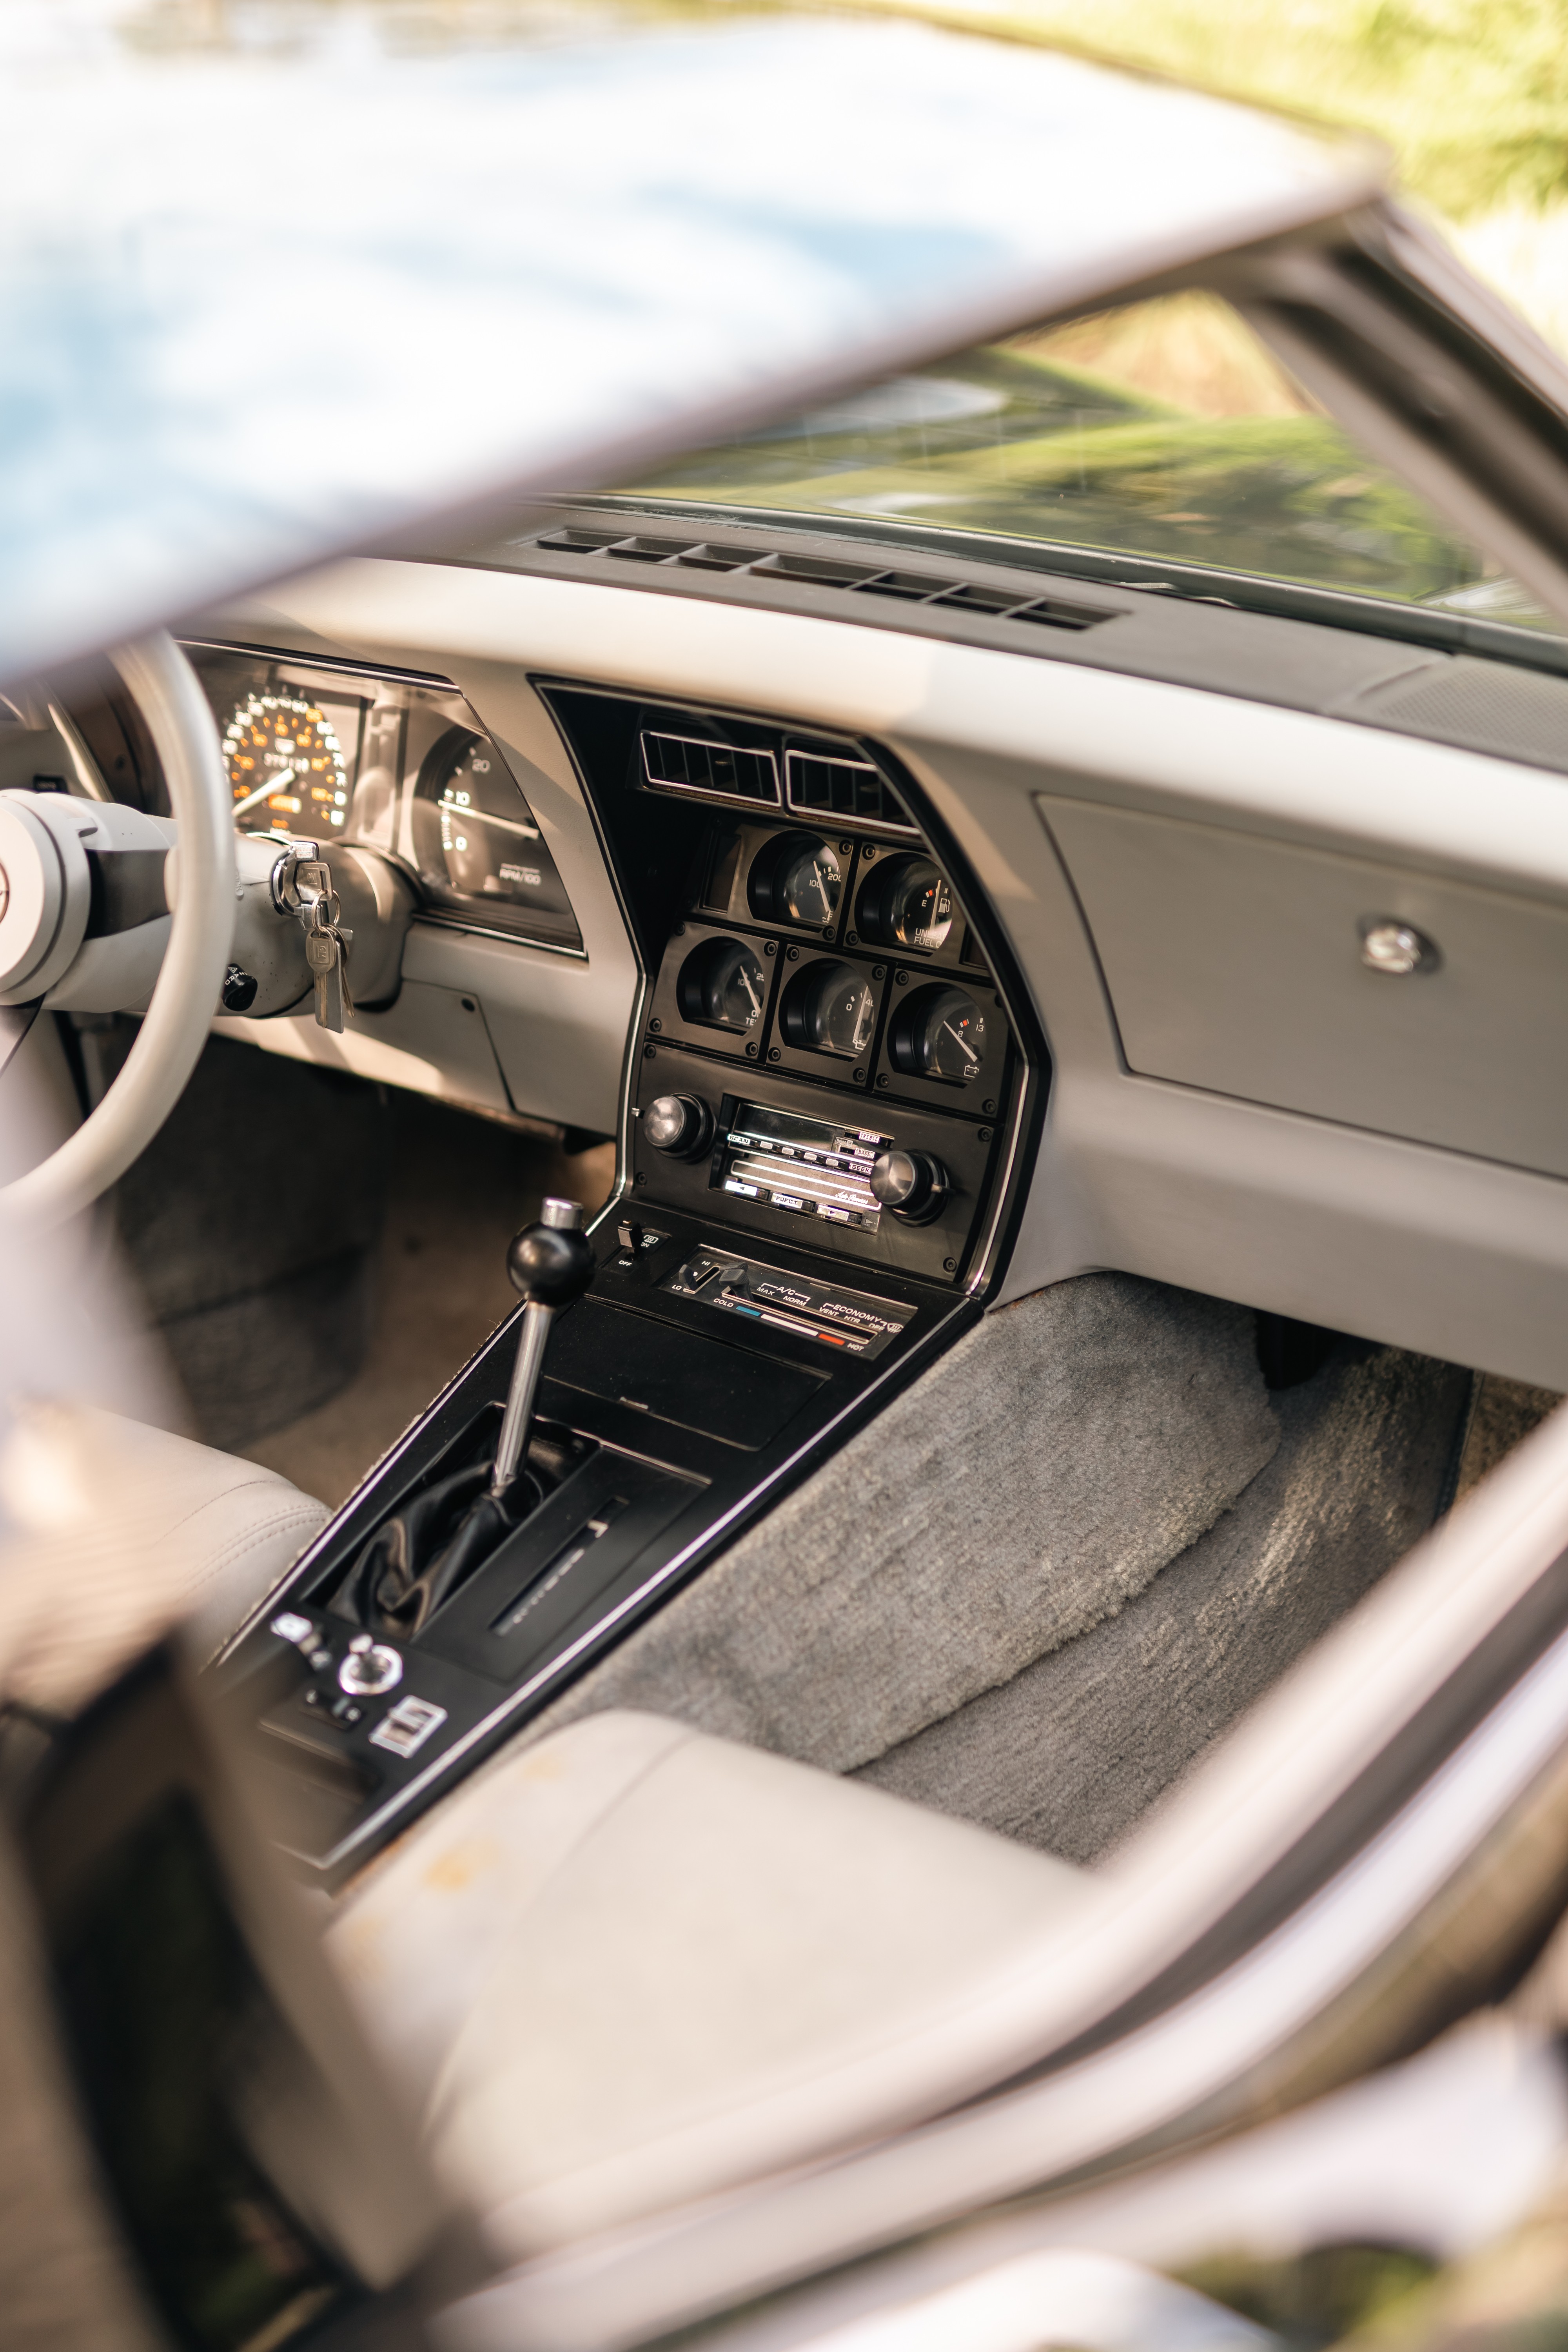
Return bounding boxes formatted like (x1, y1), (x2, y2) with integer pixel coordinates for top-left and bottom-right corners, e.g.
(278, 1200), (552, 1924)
(0, 633), (235, 1227)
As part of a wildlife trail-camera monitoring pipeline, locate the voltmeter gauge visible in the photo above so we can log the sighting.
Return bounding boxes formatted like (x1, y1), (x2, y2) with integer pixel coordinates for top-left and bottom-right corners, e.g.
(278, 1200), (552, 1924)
(890, 984), (987, 1085)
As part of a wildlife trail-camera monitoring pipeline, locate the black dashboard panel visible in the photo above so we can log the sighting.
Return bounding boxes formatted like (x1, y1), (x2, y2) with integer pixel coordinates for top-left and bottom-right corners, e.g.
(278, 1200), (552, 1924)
(184, 639), (583, 953)
(544, 684), (1027, 1291)
(215, 671), (1043, 1884)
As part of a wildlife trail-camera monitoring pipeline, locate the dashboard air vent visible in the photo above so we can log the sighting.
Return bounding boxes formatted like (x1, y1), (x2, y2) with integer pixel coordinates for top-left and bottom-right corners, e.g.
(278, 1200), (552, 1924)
(533, 530), (1114, 633)
(785, 749), (915, 833)
(641, 729), (780, 806)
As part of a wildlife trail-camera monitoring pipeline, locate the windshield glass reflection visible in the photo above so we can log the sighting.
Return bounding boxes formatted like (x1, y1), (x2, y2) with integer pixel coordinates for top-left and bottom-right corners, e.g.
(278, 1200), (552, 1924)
(619, 290), (1559, 635)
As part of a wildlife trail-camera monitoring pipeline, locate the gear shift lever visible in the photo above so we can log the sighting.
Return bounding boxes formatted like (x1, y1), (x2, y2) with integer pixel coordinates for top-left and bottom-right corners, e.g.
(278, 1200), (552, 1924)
(491, 1198), (596, 1499)
(345, 1198), (596, 1637)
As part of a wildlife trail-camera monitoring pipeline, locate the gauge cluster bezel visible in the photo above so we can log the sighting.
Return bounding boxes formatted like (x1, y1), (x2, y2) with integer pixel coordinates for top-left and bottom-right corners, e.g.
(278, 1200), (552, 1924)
(653, 821), (1006, 1115)
(183, 640), (584, 957)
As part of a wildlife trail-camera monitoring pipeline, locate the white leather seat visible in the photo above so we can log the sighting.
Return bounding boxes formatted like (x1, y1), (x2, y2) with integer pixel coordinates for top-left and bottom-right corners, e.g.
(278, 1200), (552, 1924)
(330, 1709), (1090, 2255)
(0, 1401), (328, 1713)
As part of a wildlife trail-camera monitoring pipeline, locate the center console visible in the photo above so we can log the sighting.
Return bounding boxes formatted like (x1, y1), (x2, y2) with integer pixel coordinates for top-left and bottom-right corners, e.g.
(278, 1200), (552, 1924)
(216, 684), (1043, 1884)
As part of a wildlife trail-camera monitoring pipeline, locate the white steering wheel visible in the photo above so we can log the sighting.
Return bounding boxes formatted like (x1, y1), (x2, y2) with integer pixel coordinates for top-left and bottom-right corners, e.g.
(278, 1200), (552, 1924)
(1, 633), (235, 1228)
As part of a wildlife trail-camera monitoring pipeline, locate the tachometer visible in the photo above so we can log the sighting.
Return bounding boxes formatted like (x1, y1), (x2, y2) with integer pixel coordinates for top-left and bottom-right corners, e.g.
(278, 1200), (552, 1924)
(223, 692), (348, 835)
(413, 727), (537, 896)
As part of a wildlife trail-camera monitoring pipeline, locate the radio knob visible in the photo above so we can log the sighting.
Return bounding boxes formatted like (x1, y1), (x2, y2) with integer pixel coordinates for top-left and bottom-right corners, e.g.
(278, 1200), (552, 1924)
(644, 1093), (713, 1159)
(870, 1149), (949, 1223)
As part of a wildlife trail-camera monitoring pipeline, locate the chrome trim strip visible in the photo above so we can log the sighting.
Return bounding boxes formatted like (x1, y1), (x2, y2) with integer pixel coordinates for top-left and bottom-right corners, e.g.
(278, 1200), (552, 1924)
(178, 635), (459, 692)
(412, 910), (587, 960)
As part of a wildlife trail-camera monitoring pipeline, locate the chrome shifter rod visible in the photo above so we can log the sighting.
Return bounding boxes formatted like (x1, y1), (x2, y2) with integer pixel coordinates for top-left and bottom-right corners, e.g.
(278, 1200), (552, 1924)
(490, 1197), (597, 1500)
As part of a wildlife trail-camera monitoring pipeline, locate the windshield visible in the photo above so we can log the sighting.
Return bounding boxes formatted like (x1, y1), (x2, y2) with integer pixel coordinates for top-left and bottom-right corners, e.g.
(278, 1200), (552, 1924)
(613, 290), (1560, 636)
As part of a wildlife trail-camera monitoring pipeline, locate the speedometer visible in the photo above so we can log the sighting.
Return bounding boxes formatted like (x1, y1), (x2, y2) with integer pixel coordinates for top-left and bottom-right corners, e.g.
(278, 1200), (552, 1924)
(223, 692), (348, 836)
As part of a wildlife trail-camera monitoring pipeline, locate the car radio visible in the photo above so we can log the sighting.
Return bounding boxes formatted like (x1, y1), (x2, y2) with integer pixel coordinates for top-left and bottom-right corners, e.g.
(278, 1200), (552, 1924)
(717, 1102), (893, 1231)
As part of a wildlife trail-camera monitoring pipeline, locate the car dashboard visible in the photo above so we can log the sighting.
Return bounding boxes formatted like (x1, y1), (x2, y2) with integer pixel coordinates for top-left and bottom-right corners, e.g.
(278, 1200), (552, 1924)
(203, 631), (1038, 1879)
(194, 507), (1568, 1874)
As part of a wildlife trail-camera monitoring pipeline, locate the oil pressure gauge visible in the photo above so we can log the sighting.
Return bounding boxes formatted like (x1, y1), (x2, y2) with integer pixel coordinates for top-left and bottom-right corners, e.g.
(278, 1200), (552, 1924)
(748, 831), (844, 929)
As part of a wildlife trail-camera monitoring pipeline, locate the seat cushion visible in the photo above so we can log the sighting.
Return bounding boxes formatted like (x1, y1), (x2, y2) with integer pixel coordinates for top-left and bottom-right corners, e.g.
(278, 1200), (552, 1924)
(330, 1710), (1088, 2254)
(0, 1400), (328, 1713)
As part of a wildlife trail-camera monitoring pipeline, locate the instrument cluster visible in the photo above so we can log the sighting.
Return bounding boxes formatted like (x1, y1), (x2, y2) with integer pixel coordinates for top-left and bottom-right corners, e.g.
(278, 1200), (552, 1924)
(186, 642), (583, 955)
(646, 815), (1005, 1119)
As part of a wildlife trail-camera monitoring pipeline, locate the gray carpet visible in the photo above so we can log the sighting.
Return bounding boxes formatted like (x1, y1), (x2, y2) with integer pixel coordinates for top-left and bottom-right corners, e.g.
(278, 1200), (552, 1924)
(519, 1273), (1281, 1775)
(857, 1339), (1473, 1862)
(114, 1032), (388, 1450)
(1454, 1374), (1562, 1503)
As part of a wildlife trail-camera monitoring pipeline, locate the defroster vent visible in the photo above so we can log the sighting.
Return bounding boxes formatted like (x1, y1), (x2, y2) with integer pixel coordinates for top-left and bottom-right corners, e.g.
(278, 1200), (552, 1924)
(533, 527), (1116, 635)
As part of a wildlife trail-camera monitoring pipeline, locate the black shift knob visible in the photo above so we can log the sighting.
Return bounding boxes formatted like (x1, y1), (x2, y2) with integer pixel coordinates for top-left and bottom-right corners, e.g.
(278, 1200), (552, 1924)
(507, 1200), (596, 1308)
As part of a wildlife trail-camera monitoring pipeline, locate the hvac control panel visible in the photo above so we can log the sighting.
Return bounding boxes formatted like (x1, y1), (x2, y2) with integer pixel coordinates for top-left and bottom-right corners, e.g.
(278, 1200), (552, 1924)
(663, 1247), (916, 1359)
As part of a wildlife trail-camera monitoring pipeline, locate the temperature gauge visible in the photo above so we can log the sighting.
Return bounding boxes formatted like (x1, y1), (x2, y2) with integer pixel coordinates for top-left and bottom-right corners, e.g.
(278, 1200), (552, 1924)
(677, 936), (769, 1033)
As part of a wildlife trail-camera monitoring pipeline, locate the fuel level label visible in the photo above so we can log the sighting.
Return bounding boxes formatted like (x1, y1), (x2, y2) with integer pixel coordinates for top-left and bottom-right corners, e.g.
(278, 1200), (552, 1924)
(664, 1251), (915, 1358)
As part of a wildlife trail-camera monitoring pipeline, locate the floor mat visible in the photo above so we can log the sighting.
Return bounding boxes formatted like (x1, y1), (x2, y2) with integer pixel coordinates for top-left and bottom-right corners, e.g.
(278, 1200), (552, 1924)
(855, 1340), (1472, 1861)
